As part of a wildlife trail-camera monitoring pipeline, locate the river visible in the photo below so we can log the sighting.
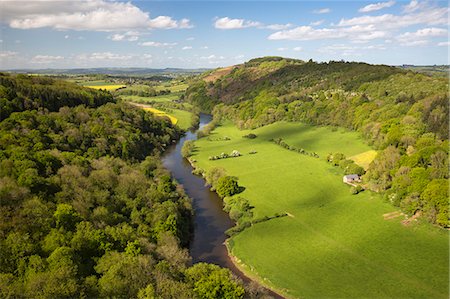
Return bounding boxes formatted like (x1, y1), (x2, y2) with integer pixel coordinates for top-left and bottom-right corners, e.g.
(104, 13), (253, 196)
(162, 113), (283, 298)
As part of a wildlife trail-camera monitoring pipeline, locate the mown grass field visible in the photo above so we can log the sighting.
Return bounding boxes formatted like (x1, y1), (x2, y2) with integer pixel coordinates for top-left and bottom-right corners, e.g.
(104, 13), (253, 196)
(192, 121), (449, 298)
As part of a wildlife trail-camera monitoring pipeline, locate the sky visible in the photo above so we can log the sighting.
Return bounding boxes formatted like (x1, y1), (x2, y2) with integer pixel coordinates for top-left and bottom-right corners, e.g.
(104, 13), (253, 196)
(0, 0), (448, 69)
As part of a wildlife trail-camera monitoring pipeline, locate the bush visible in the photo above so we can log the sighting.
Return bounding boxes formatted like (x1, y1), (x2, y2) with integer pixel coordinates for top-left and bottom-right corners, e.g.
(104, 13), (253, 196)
(242, 133), (257, 139)
(181, 141), (194, 158)
(216, 176), (240, 198)
(350, 185), (364, 195)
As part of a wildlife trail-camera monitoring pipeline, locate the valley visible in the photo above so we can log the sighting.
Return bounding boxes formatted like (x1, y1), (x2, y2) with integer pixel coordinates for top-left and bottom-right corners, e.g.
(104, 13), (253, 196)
(189, 120), (448, 298)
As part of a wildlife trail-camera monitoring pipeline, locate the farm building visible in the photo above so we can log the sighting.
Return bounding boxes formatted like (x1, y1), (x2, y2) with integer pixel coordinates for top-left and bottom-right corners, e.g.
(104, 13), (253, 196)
(343, 174), (361, 184)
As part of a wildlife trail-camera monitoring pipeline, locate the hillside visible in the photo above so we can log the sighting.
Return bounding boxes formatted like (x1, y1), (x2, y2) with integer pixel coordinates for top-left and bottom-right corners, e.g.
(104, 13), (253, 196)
(187, 57), (449, 227)
(0, 74), (250, 298)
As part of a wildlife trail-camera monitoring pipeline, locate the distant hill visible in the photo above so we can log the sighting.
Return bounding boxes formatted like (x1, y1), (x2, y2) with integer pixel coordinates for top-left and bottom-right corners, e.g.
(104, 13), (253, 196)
(4, 67), (210, 76)
(397, 65), (449, 77)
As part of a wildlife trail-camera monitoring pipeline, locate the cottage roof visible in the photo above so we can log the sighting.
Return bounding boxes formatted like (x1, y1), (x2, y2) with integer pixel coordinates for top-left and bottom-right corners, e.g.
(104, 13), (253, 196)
(344, 174), (360, 179)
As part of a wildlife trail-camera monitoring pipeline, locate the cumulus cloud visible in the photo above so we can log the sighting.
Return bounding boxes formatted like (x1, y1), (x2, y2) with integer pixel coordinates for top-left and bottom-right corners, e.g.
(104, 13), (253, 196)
(359, 1), (395, 13)
(0, 51), (18, 58)
(293, 46), (303, 51)
(214, 17), (261, 29)
(108, 31), (140, 42)
(438, 41), (450, 46)
(139, 41), (177, 47)
(319, 44), (386, 56)
(3, 0), (192, 31)
(77, 52), (133, 61)
(338, 5), (447, 29)
(182, 46), (193, 50)
(265, 23), (293, 30)
(313, 8), (331, 14)
(269, 2), (447, 44)
(397, 27), (447, 46)
(214, 17), (291, 30)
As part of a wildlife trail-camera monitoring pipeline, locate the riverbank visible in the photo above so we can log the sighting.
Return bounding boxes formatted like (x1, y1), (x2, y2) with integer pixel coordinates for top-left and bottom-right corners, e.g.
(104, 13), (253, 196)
(225, 240), (288, 299)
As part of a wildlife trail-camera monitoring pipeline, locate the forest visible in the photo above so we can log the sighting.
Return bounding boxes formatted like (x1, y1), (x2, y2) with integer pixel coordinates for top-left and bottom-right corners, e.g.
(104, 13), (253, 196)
(0, 73), (255, 298)
(186, 57), (449, 227)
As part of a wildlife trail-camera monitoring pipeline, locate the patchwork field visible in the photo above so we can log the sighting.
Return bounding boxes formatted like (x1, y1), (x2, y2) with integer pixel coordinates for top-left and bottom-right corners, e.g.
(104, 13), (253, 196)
(154, 82), (188, 92)
(192, 121), (449, 298)
(122, 94), (179, 103)
(141, 106), (192, 130)
(84, 84), (126, 91)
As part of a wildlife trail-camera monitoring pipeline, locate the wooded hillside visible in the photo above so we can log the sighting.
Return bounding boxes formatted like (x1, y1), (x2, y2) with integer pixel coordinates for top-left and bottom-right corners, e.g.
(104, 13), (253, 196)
(186, 57), (449, 227)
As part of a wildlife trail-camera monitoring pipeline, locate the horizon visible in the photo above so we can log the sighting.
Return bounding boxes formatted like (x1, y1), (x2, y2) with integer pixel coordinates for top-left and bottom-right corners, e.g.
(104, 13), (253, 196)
(0, 0), (449, 69)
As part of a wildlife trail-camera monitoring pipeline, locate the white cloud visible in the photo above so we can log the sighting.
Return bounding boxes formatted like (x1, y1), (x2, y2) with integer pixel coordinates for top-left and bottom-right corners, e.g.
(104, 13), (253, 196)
(266, 23), (293, 30)
(319, 44), (386, 56)
(214, 17), (261, 29)
(0, 51), (17, 58)
(359, 1), (395, 13)
(313, 8), (331, 14)
(293, 46), (303, 51)
(269, 23), (389, 42)
(267, 2), (446, 43)
(186, 37), (195, 41)
(139, 41), (177, 47)
(338, 6), (448, 29)
(277, 47), (288, 51)
(31, 55), (64, 64)
(397, 27), (447, 46)
(201, 46), (209, 49)
(3, 0), (192, 31)
(403, 0), (425, 13)
(268, 26), (343, 41)
(182, 46), (193, 50)
(214, 17), (290, 31)
(438, 41), (450, 46)
(310, 20), (324, 26)
(108, 31), (140, 42)
(64, 35), (69, 39)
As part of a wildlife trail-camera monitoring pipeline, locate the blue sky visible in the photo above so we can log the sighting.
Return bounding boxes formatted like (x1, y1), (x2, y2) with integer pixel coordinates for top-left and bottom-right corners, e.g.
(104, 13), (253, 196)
(0, 0), (448, 69)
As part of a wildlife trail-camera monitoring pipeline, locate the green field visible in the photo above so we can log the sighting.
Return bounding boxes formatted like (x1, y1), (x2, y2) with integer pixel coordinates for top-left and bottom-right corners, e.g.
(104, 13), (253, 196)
(154, 82), (188, 92)
(163, 108), (192, 130)
(122, 93), (183, 104)
(192, 121), (449, 298)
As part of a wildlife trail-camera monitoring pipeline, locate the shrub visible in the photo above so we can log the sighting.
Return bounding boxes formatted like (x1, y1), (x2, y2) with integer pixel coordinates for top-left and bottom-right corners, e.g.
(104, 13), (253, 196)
(181, 141), (194, 158)
(242, 133), (257, 139)
(216, 176), (240, 198)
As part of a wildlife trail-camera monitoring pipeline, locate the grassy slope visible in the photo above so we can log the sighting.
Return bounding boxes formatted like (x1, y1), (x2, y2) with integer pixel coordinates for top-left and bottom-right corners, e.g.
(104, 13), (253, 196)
(167, 108), (192, 130)
(192, 121), (449, 298)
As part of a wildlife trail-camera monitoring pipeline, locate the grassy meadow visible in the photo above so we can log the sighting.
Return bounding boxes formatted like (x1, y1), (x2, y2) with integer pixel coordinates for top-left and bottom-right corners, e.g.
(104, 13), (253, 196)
(141, 106), (192, 130)
(154, 82), (188, 92)
(192, 121), (449, 298)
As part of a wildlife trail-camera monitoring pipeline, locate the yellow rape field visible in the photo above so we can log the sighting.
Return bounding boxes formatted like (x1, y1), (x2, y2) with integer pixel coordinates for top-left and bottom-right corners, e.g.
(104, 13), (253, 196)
(143, 107), (178, 125)
(85, 85), (126, 91)
(349, 150), (378, 170)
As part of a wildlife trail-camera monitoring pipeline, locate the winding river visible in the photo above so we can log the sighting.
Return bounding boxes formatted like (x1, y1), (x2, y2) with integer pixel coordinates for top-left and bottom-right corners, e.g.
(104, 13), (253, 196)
(162, 114), (283, 298)
(162, 114), (235, 267)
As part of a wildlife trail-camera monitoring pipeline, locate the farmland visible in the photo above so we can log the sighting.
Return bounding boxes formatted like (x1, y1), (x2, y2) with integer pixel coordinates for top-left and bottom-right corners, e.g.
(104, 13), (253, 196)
(191, 121), (449, 298)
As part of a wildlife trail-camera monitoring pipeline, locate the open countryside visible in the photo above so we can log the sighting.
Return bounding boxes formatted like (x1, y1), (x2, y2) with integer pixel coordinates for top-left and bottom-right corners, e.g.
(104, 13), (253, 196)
(1, 0), (449, 298)
(190, 121), (448, 298)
